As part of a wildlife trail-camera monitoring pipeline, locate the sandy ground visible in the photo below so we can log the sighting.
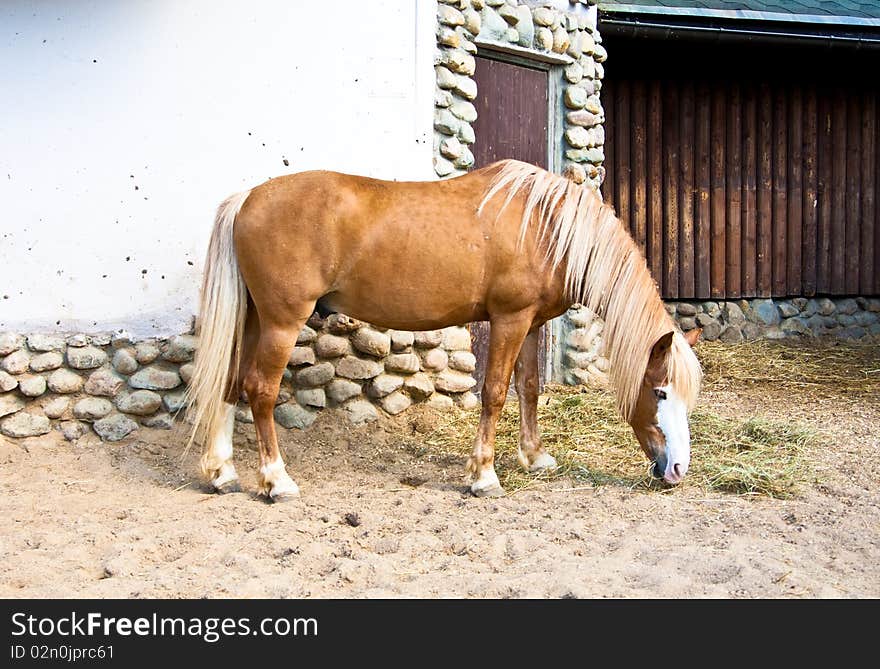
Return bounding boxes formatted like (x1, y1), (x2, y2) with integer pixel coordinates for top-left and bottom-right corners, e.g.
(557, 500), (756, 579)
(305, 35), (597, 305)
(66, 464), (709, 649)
(0, 360), (878, 599)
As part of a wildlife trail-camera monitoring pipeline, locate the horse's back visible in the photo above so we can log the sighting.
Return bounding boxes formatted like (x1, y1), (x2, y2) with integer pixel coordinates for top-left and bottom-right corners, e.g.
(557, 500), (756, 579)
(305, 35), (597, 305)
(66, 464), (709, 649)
(232, 164), (555, 329)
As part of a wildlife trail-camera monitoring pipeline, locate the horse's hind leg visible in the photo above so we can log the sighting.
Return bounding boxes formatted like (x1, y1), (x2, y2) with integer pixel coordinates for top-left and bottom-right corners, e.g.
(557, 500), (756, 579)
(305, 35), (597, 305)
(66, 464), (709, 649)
(514, 328), (557, 473)
(201, 303), (260, 494)
(244, 308), (313, 502)
(467, 311), (534, 497)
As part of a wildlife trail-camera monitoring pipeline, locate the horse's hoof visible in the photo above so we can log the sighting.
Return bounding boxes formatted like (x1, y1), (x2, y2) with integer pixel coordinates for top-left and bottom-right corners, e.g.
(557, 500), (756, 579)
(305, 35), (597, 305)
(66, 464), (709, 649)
(471, 484), (506, 498)
(529, 453), (558, 473)
(270, 491), (301, 504)
(214, 480), (242, 495)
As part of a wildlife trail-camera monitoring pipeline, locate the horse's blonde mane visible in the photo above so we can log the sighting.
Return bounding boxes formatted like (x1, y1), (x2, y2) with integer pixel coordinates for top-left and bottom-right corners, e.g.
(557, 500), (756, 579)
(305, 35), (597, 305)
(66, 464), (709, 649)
(479, 159), (701, 421)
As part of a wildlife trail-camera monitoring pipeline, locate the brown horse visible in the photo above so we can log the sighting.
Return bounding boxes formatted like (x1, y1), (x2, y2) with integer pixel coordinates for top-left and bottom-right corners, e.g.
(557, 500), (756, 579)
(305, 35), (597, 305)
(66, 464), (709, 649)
(185, 160), (702, 501)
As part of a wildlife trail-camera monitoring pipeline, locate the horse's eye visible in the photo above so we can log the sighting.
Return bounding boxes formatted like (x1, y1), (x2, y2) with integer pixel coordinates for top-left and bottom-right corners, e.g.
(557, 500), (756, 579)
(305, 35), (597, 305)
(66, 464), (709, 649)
(654, 389), (667, 401)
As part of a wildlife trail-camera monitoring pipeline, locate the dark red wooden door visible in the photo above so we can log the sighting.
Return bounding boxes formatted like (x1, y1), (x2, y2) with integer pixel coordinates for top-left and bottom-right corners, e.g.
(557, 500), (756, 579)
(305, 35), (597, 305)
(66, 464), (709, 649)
(469, 55), (549, 393)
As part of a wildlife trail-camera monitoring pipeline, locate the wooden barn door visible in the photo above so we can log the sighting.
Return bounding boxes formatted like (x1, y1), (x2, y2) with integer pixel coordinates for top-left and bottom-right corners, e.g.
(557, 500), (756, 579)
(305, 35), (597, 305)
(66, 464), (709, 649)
(469, 53), (550, 394)
(601, 42), (880, 299)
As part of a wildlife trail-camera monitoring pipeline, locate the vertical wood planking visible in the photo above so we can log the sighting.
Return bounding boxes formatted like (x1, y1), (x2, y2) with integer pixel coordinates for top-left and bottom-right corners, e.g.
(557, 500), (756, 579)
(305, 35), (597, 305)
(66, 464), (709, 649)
(787, 85), (803, 295)
(615, 80), (631, 232)
(802, 86), (818, 297)
(862, 92), (876, 294)
(695, 82), (712, 299)
(710, 83), (727, 298)
(757, 83), (774, 296)
(845, 94), (862, 294)
(831, 89), (847, 293)
(602, 80), (615, 206)
(816, 92), (833, 294)
(631, 80), (648, 255)
(726, 82), (743, 298)
(772, 87), (788, 296)
(679, 80), (696, 298)
(875, 93), (880, 295)
(647, 81), (664, 287)
(741, 81), (758, 297)
(663, 80), (680, 295)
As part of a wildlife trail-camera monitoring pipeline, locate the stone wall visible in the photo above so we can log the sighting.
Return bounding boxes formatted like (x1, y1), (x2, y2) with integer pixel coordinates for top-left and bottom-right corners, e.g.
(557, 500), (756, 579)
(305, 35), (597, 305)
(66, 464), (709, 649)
(0, 318), (479, 441)
(560, 297), (880, 386)
(433, 0), (606, 190)
(667, 297), (880, 342)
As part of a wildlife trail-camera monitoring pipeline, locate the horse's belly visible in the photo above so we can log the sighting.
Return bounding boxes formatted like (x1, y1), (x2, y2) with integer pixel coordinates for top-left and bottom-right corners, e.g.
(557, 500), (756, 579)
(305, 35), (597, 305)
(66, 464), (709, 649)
(322, 260), (489, 330)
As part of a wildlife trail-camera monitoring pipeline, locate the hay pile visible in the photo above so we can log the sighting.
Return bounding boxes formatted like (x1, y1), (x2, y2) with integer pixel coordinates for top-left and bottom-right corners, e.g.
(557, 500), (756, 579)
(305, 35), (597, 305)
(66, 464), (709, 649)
(422, 339), (879, 498)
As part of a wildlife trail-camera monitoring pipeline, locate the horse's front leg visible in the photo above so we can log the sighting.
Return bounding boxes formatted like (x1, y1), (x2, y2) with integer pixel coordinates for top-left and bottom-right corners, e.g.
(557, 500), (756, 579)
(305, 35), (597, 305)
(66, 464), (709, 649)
(467, 312), (533, 497)
(514, 328), (557, 473)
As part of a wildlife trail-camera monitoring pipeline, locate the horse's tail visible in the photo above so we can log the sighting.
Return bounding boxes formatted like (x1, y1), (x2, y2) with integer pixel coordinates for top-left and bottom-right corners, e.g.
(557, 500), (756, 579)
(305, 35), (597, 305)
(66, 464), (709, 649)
(184, 189), (251, 470)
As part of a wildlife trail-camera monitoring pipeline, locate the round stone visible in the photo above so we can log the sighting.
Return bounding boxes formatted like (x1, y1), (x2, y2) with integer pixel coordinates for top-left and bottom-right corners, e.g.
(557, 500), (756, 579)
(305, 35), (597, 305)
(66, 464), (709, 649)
(61, 420), (86, 441)
(451, 100), (477, 123)
(2, 350), (30, 375)
(441, 327), (471, 352)
(351, 329), (391, 358)
(67, 334), (90, 347)
(420, 348), (449, 372)
(0, 370), (18, 392)
(719, 326), (744, 344)
(456, 391), (480, 410)
(390, 330), (415, 352)
(295, 362), (335, 387)
(404, 373), (435, 401)
(128, 365), (181, 390)
(29, 351), (63, 372)
(274, 402), (317, 429)
(343, 399), (379, 425)
(162, 334), (198, 362)
(564, 85), (587, 110)
(449, 351), (477, 373)
(288, 347), (317, 367)
(295, 388), (326, 408)
(116, 390), (163, 416)
(27, 334), (66, 352)
(67, 345), (109, 370)
(162, 391), (187, 413)
(43, 397), (70, 419)
(413, 331), (443, 348)
(1, 412), (51, 438)
(297, 325), (318, 345)
(367, 374), (405, 399)
(380, 391), (412, 416)
(112, 349), (139, 375)
(85, 367), (125, 397)
(565, 126), (590, 149)
(94, 414), (138, 441)
(134, 341), (161, 364)
(326, 379), (362, 404)
(0, 394), (26, 418)
(433, 370), (477, 393)
(142, 413), (174, 429)
(73, 397), (114, 420)
(47, 368), (84, 394)
(536, 27), (553, 51)
(179, 363), (195, 384)
(0, 333), (24, 356)
(335, 356), (383, 380)
(18, 375), (47, 397)
(384, 353), (421, 375)
(315, 334), (351, 359)
(425, 393), (454, 411)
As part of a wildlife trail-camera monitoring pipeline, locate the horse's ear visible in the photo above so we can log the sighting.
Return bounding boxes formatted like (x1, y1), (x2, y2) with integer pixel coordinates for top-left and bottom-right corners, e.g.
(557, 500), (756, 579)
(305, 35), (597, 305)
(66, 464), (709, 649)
(649, 331), (674, 364)
(683, 327), (702, 348)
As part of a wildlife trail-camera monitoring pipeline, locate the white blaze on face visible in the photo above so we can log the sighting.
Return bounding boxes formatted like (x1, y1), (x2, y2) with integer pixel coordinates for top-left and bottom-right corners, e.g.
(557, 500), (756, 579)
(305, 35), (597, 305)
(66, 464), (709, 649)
(655, 384), (690, 484)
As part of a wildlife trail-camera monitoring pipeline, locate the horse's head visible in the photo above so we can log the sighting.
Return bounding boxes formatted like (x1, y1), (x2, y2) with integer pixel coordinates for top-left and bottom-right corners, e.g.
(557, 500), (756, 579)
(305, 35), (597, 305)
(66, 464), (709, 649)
(629, 327), (702, 485)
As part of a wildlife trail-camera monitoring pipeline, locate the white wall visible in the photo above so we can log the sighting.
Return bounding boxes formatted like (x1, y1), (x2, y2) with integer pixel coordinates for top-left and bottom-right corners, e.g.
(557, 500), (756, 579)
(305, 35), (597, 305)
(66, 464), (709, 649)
(0, 0), (437, 338)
